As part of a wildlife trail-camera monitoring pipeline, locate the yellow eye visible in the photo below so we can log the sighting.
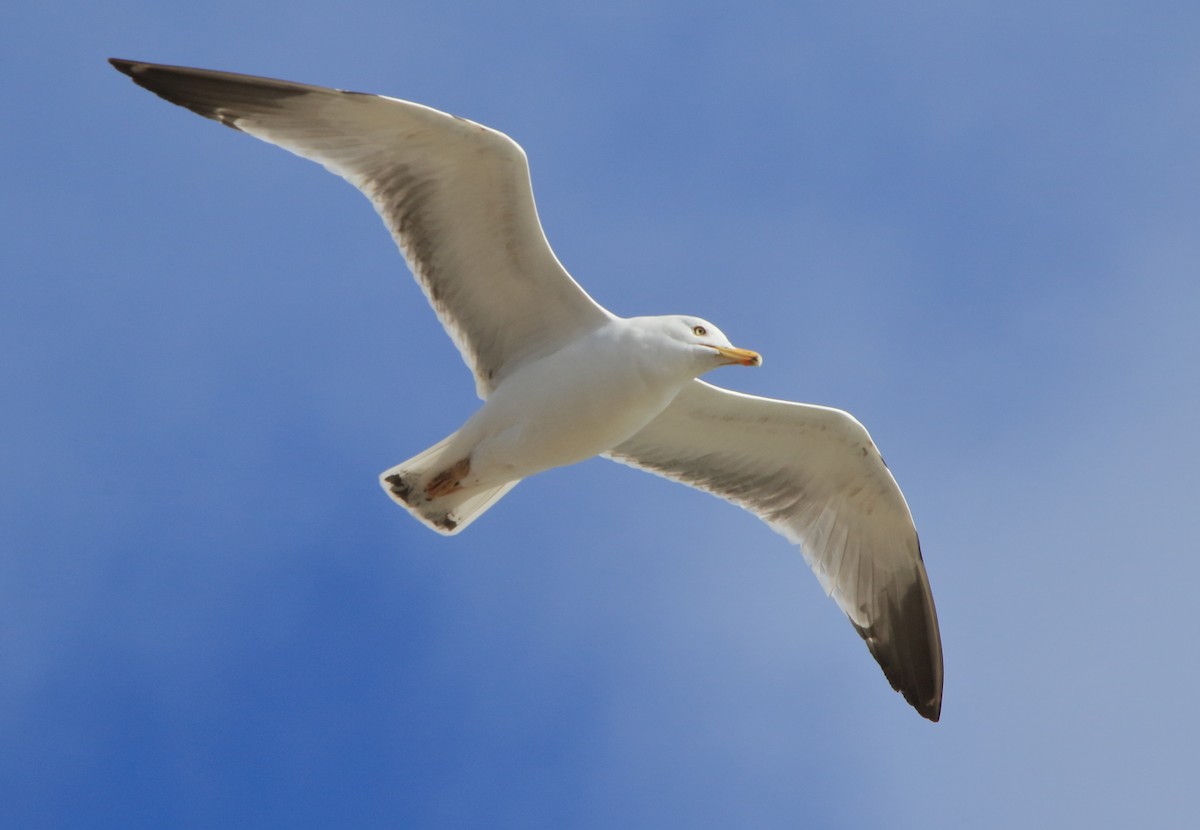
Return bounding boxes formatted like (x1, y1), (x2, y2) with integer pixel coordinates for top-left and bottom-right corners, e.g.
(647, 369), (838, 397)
(693, 325), (707, 336)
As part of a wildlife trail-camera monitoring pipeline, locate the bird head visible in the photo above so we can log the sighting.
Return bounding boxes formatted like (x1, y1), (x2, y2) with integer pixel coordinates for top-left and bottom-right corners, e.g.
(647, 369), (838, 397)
(664, 315), (762, 370)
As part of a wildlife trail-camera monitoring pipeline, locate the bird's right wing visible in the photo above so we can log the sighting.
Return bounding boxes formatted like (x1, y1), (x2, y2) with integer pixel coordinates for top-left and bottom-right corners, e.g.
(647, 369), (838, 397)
(606, 379), (943, 720)
(110, 59), (612, 398)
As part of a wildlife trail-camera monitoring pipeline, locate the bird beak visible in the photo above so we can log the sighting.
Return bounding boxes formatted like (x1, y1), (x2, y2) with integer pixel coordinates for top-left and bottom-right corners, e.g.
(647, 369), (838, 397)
(710, 345), (763, 367)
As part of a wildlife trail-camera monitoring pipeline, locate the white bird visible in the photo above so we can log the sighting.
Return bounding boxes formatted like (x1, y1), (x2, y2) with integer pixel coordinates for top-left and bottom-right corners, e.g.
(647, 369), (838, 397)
(110, 59), (944, 720)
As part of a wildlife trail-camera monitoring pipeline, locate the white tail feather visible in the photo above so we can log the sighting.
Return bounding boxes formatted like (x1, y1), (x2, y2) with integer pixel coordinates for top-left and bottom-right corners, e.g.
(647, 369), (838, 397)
(378, 436), (520, 535)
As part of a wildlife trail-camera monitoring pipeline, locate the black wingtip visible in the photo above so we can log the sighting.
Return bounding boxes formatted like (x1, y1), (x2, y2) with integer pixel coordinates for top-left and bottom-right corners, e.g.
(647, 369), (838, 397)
(108, 57), (142, 78)
(916, 693), (942, 723)
(106, 58), (246, 131)
(107, 58), (170, 97)
(106, 58), (319, 133)
(852, 571), (944, 723)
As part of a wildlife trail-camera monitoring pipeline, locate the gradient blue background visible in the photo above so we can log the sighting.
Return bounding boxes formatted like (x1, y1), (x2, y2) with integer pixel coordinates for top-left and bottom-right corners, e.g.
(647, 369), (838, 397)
(5, 1), (1199, 827)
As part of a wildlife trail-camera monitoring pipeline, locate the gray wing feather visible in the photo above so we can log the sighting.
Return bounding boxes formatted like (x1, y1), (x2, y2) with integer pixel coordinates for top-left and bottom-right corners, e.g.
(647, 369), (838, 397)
(110, 58), (611, 397)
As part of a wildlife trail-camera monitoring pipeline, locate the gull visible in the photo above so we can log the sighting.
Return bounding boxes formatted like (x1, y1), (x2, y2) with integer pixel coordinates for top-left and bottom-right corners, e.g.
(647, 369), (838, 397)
(109, 58), (944, 721)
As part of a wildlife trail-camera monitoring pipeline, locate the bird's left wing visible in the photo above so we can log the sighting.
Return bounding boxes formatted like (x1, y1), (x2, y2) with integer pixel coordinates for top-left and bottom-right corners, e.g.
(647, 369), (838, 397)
(605, 380), (943, 720)
(109, 59), (612, 398)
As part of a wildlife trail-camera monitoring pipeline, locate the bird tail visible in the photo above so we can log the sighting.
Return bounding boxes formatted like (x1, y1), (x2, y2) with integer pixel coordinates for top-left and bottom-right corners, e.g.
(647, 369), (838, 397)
(378, 436), (520, 536)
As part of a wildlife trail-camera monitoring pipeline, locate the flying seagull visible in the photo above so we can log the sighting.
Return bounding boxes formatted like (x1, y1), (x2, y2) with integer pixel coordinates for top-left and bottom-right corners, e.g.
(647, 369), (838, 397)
(109, 58), (944, 721)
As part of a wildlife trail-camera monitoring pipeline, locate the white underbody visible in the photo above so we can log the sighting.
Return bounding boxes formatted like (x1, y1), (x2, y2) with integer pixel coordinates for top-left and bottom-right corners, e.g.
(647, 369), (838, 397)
(443, 318), (698, 489)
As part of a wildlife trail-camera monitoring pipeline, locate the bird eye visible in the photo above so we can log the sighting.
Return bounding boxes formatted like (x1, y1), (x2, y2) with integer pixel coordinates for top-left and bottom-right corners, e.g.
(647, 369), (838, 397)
(692, 325), (707, 336)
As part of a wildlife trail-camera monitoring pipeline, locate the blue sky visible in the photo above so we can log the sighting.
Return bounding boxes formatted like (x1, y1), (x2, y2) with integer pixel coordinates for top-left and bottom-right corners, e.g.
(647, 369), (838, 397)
(4, 1), (1200, 827)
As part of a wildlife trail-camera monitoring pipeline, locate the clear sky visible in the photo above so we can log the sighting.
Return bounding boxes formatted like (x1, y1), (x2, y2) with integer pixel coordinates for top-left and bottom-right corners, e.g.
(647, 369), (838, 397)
(4, 1), (1199, 827)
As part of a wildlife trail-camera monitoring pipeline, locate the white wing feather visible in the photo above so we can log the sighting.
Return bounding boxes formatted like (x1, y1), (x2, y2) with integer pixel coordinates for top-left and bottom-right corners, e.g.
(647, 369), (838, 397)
(607, 380), (944, 719)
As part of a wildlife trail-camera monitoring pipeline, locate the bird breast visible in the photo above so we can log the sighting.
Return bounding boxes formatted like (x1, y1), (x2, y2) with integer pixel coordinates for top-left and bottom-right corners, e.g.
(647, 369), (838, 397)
(460, 324), (695, 480)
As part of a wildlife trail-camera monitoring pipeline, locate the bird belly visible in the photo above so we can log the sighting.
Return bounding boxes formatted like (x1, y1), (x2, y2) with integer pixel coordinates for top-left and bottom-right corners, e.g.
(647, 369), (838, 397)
(456, 344), (686, 485)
